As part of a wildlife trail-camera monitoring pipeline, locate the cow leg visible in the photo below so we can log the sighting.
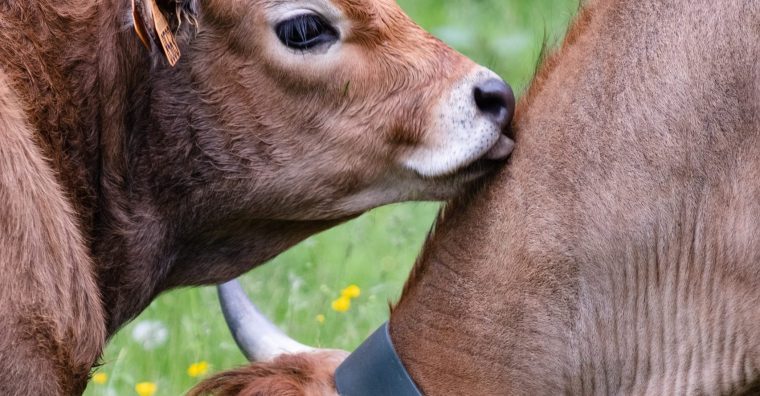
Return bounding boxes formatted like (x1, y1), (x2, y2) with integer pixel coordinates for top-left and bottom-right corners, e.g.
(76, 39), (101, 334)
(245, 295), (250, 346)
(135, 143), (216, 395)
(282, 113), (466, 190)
(0, 74), (106, 395)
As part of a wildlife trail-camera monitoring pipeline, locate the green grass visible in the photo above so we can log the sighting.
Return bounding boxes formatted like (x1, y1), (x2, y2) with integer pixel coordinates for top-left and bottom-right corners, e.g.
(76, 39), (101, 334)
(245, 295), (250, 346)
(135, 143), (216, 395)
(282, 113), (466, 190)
(85, 1), (578, 394)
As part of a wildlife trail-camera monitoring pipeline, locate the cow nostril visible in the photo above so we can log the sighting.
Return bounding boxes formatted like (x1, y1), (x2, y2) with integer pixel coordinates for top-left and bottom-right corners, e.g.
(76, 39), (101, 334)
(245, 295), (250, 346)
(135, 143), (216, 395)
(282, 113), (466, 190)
(473, 78), (515, 129)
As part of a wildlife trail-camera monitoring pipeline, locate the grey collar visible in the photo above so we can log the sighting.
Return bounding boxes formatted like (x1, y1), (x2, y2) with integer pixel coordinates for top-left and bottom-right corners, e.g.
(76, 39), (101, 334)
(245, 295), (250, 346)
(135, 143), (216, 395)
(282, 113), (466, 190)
(335, 322), (423, 396)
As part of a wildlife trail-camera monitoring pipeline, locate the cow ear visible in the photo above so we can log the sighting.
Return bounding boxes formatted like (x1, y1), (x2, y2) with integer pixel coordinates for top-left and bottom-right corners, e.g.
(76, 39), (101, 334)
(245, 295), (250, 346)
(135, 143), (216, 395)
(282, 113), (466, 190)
(131, 0), (198, 67)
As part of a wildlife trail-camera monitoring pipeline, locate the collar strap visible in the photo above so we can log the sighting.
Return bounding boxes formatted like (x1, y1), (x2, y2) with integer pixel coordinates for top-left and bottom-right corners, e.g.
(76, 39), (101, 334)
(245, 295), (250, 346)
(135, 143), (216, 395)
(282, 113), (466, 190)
(335, 322), (423, 396)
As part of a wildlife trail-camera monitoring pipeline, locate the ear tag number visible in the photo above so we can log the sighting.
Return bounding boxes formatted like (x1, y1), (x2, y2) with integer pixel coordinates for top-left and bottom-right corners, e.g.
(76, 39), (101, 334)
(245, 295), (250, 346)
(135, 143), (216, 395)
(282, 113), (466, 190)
(149, 0), (181, 66)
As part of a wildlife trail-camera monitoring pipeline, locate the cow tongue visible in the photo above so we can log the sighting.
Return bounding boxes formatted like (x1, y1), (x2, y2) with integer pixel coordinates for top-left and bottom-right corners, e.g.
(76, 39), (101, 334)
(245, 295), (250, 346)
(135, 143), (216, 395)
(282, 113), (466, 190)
(485, 134), (515, 160)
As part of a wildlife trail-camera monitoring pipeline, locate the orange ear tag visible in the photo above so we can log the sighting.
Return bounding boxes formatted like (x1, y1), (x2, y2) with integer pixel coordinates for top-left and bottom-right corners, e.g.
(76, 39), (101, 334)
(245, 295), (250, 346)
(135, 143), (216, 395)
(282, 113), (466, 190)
(132, 0), (151, 49)
(149, 0), (181, 66)
(132, 0), (182, 67)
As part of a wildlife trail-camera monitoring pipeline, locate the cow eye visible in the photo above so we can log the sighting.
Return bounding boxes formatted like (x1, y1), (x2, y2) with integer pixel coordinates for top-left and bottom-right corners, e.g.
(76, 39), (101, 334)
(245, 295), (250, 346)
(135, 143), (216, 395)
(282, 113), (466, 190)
(275, 14), (339, 51)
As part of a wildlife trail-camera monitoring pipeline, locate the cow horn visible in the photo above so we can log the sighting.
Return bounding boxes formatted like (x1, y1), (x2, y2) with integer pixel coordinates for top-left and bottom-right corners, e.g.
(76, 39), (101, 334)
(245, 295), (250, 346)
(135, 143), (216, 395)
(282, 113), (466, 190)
(218, 279), (314, 362)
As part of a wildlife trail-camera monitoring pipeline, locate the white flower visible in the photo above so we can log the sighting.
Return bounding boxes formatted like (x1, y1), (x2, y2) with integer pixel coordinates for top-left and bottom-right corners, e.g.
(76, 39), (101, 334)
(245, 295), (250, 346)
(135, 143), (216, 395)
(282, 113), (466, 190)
(131, 320), (168, 350)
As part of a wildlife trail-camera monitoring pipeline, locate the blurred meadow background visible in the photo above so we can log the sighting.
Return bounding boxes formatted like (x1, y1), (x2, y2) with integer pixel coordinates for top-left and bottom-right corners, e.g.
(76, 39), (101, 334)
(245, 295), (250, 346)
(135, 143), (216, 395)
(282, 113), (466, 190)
(86, 1), (579, 394)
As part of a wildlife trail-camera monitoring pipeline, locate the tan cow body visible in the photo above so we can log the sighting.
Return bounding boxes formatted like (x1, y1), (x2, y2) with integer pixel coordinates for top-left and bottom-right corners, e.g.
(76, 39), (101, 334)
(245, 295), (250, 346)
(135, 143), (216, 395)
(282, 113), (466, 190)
(0, 0), (513, 393)
(392, 0), (760, 394)
(198, 0), (760, 394)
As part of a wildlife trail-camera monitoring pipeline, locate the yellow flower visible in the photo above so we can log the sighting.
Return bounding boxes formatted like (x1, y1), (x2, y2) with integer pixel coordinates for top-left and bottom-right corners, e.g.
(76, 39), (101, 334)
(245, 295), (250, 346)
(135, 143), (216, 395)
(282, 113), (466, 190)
(315, 314), (326, 324)
(331, 296), (351, 312)
(135, 381), (157, 396)
(187, 361), (210, 378)
(341, 285), (361, 299)
(92, 372), (108, 385)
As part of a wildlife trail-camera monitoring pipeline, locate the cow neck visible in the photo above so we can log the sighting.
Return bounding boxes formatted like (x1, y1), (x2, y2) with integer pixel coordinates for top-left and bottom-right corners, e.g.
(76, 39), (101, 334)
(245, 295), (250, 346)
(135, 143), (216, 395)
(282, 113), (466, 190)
(392, 198), (760, 395)
(90, 0), (329, 334)
(91, 0), (175, 334)
(388, 0), (760, 392)
(388, 205), (521, 395)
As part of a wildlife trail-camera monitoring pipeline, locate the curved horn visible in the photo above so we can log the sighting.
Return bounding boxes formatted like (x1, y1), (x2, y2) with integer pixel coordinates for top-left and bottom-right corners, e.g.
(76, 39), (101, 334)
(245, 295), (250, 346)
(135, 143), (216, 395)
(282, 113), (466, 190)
(218, 279), (314, 362)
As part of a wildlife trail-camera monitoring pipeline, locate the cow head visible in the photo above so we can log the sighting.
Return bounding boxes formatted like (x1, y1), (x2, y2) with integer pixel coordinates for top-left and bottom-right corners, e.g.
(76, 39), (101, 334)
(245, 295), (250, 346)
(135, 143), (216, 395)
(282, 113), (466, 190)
(191, 0), (760, 393)
(130, 0), (514, 222)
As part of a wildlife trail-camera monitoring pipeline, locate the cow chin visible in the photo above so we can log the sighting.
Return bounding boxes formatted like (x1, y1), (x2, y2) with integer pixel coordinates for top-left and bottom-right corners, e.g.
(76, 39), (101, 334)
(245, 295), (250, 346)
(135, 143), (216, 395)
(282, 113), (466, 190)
(306, 166), (499, 221)
(402, 66), (514, 178)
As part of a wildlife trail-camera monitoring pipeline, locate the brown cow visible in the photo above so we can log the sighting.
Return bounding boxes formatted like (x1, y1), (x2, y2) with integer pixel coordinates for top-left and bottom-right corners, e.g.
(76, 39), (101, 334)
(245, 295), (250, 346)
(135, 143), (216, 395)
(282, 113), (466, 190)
(197, 0), (760, 394)
(0, 0), (514, 394)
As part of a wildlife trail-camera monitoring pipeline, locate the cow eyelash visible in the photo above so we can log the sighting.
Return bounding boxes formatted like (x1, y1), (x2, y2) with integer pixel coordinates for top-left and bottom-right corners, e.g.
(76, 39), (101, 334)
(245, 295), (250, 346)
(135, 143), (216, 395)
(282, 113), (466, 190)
(275, 14), (339, 51)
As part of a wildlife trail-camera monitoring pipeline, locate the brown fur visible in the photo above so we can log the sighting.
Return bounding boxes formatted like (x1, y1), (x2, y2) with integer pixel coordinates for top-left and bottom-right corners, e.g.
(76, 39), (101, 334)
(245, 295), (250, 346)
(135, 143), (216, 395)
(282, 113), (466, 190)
(391, 0), (760, 394)
(0, 0), (497, 393)
(189, 351), (347, 396)
(0, 70), (105, 395)
(190, 0), (760, 393)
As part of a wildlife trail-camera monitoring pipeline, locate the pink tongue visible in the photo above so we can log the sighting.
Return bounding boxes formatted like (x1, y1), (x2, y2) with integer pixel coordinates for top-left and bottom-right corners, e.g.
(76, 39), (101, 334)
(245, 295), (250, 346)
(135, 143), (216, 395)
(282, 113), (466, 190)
(485, 135), (515, 160)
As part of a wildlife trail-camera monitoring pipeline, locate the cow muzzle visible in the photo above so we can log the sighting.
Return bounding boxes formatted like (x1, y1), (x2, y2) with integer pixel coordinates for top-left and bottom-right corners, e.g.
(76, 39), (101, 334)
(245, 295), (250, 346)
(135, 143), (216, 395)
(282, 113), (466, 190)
(403, 66), (515, 178)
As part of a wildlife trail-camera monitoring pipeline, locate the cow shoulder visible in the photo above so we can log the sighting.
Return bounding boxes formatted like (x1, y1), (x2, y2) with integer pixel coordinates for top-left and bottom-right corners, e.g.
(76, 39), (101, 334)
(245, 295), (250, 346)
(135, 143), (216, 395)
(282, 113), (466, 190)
(0, 71), (105, 395)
